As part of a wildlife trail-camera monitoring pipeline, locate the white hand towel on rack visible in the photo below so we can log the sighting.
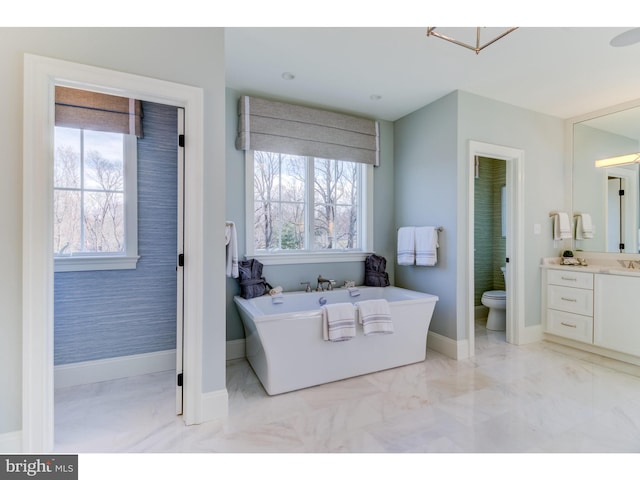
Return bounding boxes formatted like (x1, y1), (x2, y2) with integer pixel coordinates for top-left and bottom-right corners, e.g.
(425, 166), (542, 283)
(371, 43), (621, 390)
(322, 303), (356, 342)
(225, 221), (239, 278)
(356, 299), (393, 336)
(575, 213), (594, 240)
(397, 226), (416, 265)
(553, 212), (572, 240)
(415, 226), (438, 266)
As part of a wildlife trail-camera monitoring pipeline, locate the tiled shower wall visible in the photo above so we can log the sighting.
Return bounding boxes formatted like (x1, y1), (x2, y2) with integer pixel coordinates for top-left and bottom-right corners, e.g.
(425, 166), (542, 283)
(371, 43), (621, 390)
(54, 101), (178, 365)
(473, 156), (506, 308)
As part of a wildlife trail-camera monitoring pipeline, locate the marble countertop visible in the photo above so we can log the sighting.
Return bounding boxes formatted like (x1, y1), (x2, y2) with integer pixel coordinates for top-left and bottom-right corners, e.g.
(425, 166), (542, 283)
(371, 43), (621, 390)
(541, 256), (640, 277)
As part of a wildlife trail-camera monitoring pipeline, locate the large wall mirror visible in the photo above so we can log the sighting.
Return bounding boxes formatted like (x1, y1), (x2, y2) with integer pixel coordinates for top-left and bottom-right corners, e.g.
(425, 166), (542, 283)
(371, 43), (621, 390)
(572, 100), (640, 253)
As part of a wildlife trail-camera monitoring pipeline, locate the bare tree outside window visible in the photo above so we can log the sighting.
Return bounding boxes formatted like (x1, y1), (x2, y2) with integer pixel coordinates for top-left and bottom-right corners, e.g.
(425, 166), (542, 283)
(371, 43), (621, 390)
(253, 150), (359, 253)
(54, 127), (125, 255)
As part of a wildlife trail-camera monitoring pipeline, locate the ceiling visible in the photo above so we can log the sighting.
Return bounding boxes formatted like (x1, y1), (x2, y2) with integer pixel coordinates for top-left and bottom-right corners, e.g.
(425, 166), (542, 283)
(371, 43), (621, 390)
(225, 27), (640, 123)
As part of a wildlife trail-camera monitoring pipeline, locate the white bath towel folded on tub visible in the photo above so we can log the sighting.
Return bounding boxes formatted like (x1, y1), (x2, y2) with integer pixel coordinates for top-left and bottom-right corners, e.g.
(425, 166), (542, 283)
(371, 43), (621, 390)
(356, 299), (394, 336)
(322, 303), (356, 342)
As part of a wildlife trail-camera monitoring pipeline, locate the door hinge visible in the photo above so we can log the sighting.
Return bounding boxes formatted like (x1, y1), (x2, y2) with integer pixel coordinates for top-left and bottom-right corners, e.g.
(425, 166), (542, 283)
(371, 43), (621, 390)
(178, 134), (185, 148)
(619, 189), (625, 196)
(178, 253), (184, 267)
(620, 243), (625, 250)
(177, 373), (183, 387)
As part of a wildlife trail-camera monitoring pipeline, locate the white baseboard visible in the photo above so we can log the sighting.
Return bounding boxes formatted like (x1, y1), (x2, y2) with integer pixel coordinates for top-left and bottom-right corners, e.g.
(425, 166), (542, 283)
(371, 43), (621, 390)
(199, 388), (229, 424)
(519, 324), (543, 345)
(55, 349), (176, 389)
(427, 331), (467, 360)
(0, 430), (22, 453)
(226, 339), (246, 361)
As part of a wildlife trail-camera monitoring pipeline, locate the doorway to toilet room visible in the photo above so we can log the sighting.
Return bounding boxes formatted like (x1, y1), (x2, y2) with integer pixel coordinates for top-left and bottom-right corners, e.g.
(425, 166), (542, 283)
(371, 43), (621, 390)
(467, 140), (524, 358)
(473, 156), (507, 341)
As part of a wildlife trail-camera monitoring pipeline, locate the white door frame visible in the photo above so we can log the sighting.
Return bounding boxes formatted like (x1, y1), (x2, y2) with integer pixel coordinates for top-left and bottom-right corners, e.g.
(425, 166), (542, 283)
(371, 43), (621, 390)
(22, 54), (205, 452)
(467, 141), (525, 356)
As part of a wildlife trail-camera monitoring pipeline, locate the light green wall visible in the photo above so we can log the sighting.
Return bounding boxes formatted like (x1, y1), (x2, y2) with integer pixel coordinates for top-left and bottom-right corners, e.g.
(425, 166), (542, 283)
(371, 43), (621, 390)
(457, 91), (565, 330)
(394, 90), (565, 342)
(393, 92), (459, 340)
(224, 88), (396, 341)
(0, 27), (226, 435)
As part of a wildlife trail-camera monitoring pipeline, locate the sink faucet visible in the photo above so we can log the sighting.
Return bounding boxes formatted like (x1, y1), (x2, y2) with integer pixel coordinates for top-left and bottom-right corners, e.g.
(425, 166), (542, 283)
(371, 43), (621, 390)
(317, 275), (335, 291)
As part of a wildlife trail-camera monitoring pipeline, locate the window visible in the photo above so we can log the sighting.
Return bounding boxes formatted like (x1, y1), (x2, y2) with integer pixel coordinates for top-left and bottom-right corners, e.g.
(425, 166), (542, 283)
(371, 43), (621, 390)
(54, 126), (138, 271)
(246, 150), (373, 264)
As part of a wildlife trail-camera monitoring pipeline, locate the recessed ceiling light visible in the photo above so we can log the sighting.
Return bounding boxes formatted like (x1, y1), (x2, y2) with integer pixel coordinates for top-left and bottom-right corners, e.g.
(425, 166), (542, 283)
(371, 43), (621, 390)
(281, 72), (295, 80)
(370, 94), (382, 101)
(610, 28), (640, 47)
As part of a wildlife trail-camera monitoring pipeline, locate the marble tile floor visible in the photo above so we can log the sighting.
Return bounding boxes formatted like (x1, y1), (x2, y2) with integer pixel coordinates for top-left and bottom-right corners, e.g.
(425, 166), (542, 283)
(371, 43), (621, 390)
(54, 325), (640, 455)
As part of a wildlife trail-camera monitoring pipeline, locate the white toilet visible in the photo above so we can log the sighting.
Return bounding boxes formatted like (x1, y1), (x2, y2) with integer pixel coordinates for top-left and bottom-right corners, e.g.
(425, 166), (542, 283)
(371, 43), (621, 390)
(481, 267), (507, 331)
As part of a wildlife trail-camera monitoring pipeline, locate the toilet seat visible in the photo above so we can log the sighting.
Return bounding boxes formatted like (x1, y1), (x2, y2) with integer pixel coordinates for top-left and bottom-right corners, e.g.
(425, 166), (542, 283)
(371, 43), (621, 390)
(482, 290), (505, 300)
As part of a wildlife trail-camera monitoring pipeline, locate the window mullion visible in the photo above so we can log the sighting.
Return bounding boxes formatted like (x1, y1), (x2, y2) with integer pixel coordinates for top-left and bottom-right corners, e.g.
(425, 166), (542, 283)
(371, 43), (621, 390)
(80, 129), (86, 253)
(306, 156), (314, 251)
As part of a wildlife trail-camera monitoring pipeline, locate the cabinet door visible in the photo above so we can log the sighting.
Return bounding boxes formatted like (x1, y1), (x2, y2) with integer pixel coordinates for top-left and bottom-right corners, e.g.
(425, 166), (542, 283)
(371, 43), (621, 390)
(594, 274), (640, 357)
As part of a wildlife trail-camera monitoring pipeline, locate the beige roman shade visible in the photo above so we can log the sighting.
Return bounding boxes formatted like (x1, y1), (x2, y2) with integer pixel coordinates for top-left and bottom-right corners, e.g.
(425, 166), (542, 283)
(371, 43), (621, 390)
(236, 95), (379, 166)
(55, 86), (143, 138)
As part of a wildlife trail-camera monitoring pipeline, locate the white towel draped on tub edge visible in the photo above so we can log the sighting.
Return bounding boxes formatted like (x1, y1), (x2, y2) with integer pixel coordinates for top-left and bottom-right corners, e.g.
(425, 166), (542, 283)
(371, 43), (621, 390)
(356, 299), (394, 336)
(322, 303), (356, 342)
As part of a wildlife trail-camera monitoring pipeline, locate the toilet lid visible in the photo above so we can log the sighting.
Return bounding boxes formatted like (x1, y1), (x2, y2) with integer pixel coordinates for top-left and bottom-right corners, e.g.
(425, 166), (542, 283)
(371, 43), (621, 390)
(483, 290), (506, 299)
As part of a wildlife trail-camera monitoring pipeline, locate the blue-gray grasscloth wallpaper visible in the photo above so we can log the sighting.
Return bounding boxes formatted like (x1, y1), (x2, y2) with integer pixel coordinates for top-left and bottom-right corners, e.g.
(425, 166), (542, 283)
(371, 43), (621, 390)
(54, 101), (178, 365)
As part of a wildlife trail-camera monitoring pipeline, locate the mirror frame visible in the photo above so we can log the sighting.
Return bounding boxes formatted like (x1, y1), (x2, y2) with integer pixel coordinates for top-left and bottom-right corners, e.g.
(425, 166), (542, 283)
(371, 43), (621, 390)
(567, 97), (640, 256)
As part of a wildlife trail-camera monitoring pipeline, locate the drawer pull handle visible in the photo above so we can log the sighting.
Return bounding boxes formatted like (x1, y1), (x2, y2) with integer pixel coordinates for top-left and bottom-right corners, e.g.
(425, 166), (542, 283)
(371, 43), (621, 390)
(560, 297), (577, 302)
(561, 276), (577, 281)
(560, 322), (577, 328)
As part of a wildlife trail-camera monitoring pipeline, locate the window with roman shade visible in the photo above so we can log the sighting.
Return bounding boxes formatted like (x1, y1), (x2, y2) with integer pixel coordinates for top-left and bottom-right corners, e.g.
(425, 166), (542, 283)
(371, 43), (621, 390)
(53, 86), (140, 272)
(55, 86), (143, 138)
(235, 95), (379, 166)
(237, 95), (376, 265)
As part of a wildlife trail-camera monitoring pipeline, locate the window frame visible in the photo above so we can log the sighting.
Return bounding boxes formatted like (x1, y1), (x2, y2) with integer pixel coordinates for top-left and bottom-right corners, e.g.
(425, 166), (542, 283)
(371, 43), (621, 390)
(54, 129), (139, 272)
(245, 150), (373, 265)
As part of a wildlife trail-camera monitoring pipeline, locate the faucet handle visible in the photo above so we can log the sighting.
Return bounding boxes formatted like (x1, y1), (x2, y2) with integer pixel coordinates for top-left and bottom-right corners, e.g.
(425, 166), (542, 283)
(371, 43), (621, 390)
(300, 281), (312, 292)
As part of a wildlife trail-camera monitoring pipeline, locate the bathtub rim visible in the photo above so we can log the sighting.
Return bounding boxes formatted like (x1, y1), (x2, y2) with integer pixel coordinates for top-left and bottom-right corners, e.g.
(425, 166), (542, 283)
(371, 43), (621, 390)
(234, 285), (439, 324)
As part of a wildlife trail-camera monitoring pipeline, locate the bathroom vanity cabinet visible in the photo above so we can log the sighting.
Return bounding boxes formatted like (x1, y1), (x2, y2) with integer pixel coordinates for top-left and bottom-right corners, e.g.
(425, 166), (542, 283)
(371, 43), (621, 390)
(542, 265), (640, 361)
(593, 274), (640, 357)
(545, 269), (593, 344)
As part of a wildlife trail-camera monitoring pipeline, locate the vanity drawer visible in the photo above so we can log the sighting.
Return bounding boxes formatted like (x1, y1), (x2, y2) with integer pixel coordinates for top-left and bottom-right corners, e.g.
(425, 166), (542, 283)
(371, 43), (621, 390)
(546, 309), (593, 344)
(547, 284), (593, 316)
(547, 269), (593, 289)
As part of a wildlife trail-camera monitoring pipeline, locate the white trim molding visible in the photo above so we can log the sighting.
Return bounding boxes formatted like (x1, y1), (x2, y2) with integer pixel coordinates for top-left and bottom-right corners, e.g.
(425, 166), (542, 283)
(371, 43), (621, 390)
(54, 350), (176, 389)
(466, 141), (525, 356)
(0, 431), (23, 453)
(23, 54), (207, 452)
(427, 331), (469, 360)
(200, 389), (229, 424)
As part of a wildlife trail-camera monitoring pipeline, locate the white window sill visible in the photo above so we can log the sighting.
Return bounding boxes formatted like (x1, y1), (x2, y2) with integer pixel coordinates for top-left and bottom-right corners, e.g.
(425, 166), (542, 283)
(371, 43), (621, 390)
(246, 251), (373, 266)
(54, 255), (140, 272)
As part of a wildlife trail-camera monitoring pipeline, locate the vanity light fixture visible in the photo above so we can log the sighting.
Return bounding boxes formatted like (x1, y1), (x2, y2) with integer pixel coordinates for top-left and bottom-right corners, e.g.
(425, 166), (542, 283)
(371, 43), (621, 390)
(594, 153), (640, 168)
(426, 27), (518, 55)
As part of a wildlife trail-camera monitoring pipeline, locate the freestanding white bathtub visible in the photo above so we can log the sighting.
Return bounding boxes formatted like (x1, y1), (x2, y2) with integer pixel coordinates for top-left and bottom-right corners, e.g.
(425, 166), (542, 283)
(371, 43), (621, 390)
(234, 286), (439, 395)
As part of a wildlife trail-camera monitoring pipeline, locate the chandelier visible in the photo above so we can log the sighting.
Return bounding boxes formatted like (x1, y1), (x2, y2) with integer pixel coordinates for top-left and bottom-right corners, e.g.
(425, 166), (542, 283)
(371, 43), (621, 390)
(426, 27), (518, 54)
